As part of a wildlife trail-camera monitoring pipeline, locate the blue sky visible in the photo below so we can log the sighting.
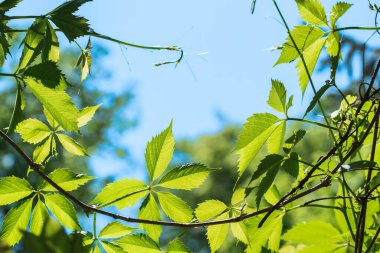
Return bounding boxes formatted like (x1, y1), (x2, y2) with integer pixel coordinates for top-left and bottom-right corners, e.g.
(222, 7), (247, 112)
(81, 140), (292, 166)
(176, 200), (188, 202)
(10, 0), (378, 180)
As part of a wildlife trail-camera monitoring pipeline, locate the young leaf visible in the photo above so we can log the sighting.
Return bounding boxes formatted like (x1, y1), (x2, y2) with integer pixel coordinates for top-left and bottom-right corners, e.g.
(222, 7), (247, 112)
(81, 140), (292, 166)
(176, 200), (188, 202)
(206, 212), (229, 253)
(167, 238), (191, 253)
(235, 113), (282, 176)
(304, 83), (331, 117)
(0, 176), (34, 205)
(325, 32), (340, 57)
(18, 18), (47, 70)
(330, 2), (352, 27)
(275, 26), (324, 65)
(116, 234), (161, 253)
(156, 191), (193, 223)
(56, 133), (87, 156)
(78, 104), (100, 127)
(30, 199), (49, 236)
(91, 178), (147, 209)
(23, 61), (63, 89)
(44, 193), (81, 231)
(156, 163), (214, 190)
(267, 80), (287, 113)
(295, 0), (328, 27)
(15, 118), (51, 144)
(24, 77), (79, 131)
(98, 222), (134, 239)
(267, 121), (286, 154)
(296, 37), (327, 94)
(145, 121), (175, 181)
(0, 197), (34, 246)
(195, 200), (227, 222)
(256, 164), (281, 208)
(138, 194), (162, 243)
(41, 168), (94, 192)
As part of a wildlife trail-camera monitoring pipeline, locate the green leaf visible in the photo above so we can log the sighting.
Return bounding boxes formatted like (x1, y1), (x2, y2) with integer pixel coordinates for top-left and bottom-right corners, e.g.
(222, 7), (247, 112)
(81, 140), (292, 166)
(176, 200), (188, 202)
(116, 234), (161, 253)
(267, 216), (283, 252)
(33, 135), (56, 164)
(91, 178), (148, 209)
(0, 0), (23, 13)
(246, 212), (284, 253)
(281, 152), (300, 178)
(325, 32), (340, 57)
(157, 163), (214, 190)
(304, 83), (331, 117)
(0, 176), (34, 205)
(267, 121), (286, 154)
(56, 133), (87, 156)
(42, 21), (60, 62)
(231, 188), (247, 206)
(276, 26), (324, 65)
(18, 18), (47, 70)
(41, 168), (94, 192)
(167, 238), (191, 253)
(295, 0), (328, 26)
(48, 0), (92, 41)
(7, 85), (24, 134)
(283, 129), (306, 154)
(30, 199), (49, 236)
(24, 76), (79, 131)
(267, 79), (287, 113)
(283, 221), (343, 244)
(330, 2), (352, 27)
(195, 200), (227, 222)
(256, 163), (281, 208)
(230, 221), (249, 244)
(93, 244), (102, 253)
(235, 113), (282, 176)
(23, 61), (63, 89)
(0, 197), (33, 246)
(78, 104), (100, 127)
(138, 194), (162, 242)
(249, 154), (284, 184)
(15, 118), (51, 144)
(206, 212), (229, 253)
(145, 121), (175, 181)
(296, 37), (327, 94)
(98, 222), (134, 239)
(264, 184), (281, 206)
(44, 193), (81, 231)
(100, 241), (125, 253)
(286, 95), (293, 113)
(156, 191), (193, 223)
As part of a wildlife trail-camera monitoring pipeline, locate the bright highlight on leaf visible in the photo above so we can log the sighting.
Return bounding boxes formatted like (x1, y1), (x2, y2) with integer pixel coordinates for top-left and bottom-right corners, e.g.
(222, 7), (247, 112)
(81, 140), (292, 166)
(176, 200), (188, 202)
(156, 191), (193, 223)
(0, 176), (34, 206)
(295, 0), (328, 27)
(98, 221), (134, 239)
(41, 168), (94, 192)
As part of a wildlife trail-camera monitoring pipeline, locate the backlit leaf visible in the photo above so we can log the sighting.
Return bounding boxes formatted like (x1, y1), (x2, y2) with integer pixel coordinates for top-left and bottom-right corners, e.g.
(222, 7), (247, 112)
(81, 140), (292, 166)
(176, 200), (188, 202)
(138, 194), (162, 242)
(157, 163), (214, 190)
(256, 163), (281, 208)
(156, 191), (193, 223)
(206, 212), (229, 253)
(41, 168), (94, 192)
(0, 176), (34, 205)
(145, 121), (174, 181)
(304, 83), (331, 117)
(267, 80), (286, 113)
(33, 135), (56, 164)
(116, 233), (161, 253)
(30, 199), (49, 236)
(267, 121), (286, 154)
(167, 238), (191, 253)
(98, 222), (134, 239)
(330, 2), (352, 27)
(283, 129), (306, 154)
(56, 133), (87, 156)
(295, 0), (328, 26)
(100, 241), (124, 253)
(23, 61), (63, 89)
(195, 200), (227, 222)
(42, 21), (60, 62)
(78, 104), (100, 127)
(15, 118), (51, 144)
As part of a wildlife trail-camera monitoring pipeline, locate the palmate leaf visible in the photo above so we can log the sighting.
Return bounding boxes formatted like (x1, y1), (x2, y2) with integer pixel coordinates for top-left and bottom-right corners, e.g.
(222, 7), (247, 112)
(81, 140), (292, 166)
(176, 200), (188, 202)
(7, 85), (24, 134)
(56, 133), (87, 156)
(330, 2), (352, 27)
(100, 241), (124, 253)
(157, 163), (214, 190)
(156, 191), (193, 223)
(98, 222), (134, 239)
(0, 176), (34, 205)
(249, 154), (284, 184)
(295, 0), (328, 27)
(91, 178), (148, 209)
(116, 234), (161, 253)
(145, 121), (175, 181)
(167, 238), (191, 253)
(195, 200), (227, 222)
(235, 113), (283, 176)
(15, 118), (51, 144)
(267, 80), (286, 113)
(325, 31), (340, 57)
(206, 212), (229, 253)
(33, 135), (56, 164)
(43, 193), (81, 231)
(42, 21), (60, 62)
(24, 76), (79, 131)
(283, 129), (306, 154)
(267, 121), (286, 154)
(30, 199), (49, 236)
(0, 197), (34, 246)
(138, 194), (161, 243)
(256, 163), (281, 208)
(41, 168), (94, 192)
(78, 104), (101, 127)
(275, 26), (324, 65)
(23, 61), (63, 89)
(296, 37), (327, 95)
